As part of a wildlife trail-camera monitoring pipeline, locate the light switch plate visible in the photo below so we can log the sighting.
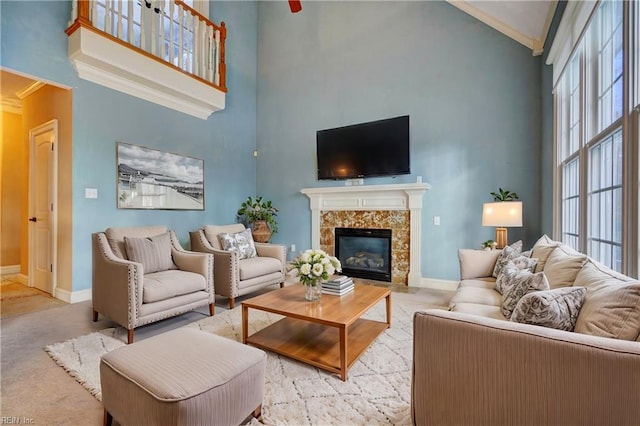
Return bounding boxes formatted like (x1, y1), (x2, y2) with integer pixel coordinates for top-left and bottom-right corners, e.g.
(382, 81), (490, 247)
(85, 188), (98, 199)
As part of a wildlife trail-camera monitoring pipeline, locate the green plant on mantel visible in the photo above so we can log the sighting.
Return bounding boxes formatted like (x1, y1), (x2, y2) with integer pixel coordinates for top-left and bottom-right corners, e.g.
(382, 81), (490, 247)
(237, 196), (279, 235)
(490, 188), (519, 202)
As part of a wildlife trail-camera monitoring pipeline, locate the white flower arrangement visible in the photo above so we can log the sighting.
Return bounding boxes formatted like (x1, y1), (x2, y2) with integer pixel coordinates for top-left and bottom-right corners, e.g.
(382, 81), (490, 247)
(288, 249), (342, 286)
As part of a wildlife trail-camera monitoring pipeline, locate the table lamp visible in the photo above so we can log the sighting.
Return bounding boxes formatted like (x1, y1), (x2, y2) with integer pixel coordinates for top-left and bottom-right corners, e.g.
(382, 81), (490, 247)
(482, 201), (523, 249)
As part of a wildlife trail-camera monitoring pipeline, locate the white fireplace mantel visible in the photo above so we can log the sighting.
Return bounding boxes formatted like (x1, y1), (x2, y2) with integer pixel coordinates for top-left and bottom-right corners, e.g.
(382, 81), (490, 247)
(301, 183), (430, 286)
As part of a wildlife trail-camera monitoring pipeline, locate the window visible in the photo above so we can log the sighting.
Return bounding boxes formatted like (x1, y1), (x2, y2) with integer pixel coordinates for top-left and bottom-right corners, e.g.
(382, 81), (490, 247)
(562, 157), (580, 248)
(554, 0), (631, 273)
(588, 130), (623, 270)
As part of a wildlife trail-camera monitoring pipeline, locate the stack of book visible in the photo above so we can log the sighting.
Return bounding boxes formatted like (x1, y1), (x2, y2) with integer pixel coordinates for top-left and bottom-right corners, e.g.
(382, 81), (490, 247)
(322, 276), (354, 296)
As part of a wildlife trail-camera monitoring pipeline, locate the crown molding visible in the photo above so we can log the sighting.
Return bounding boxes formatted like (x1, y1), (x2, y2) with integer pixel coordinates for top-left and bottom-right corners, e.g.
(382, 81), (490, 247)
(1, 98), (22, 114)
(447, 0), (546, 56)
(16, 81), (46, 99)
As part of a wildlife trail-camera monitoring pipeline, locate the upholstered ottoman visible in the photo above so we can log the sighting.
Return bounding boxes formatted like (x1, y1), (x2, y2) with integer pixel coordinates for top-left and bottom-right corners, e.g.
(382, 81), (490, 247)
(100, 328), (266, 426)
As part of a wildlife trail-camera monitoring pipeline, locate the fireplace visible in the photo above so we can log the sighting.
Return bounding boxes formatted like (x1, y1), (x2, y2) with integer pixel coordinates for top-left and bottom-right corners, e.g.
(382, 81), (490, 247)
(335, 227), (392, 282)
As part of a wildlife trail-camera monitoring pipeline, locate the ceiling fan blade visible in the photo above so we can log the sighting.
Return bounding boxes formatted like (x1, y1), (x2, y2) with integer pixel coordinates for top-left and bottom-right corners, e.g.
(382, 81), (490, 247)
(289, 0), (302, 13)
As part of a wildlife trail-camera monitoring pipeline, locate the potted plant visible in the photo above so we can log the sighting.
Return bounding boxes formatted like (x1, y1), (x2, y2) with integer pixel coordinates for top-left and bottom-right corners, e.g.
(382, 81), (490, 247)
(490, 188), (519, 201)
(237, 196), (278, 242)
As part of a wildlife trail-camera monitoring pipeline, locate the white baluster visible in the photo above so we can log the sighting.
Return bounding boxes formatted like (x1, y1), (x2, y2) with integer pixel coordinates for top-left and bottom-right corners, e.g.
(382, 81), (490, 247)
(91, 0), (99, 27)
(207, 25), (214, 83)
(186, 13), (192, 73)
(140, 0), (146, 51)
(105, 0), (111, 34)
(159, 0), (166, 60)
(178, 6), (184, 70)
(117, 0), (123, 39)
(192, 15), (198, 76)
(69, 0), (77, 27)
(191, 14), (197, 75)
(127, 0), (133, 44)
(214, 28), (220, 86)
(197, 19), (204, 78)
(150, 0), (157, 56)
(169, 0), (175, 65)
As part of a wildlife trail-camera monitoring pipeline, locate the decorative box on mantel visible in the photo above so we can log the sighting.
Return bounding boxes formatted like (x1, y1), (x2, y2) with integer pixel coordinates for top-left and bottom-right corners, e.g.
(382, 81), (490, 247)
(300, 183), (430, 286)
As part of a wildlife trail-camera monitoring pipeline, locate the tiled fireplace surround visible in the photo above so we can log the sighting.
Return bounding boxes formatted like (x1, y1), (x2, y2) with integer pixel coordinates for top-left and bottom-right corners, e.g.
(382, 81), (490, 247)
(301, 183), (430, 286)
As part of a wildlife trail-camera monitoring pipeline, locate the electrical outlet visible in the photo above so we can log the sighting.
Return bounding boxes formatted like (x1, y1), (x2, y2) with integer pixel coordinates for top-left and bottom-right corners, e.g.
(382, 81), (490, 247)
(291, 244), (296, 252)
(433, 216), (440, 226)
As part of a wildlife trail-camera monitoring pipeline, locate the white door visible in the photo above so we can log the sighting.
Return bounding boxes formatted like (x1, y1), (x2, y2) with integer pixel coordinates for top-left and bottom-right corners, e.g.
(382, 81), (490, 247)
(29, 120), (58, 295)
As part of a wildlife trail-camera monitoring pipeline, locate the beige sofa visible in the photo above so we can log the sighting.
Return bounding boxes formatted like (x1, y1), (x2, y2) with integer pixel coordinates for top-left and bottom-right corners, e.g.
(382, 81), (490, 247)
(412, 236), (640, 425)
(190, 224), (286, 308)
(92, 226), (214, 344)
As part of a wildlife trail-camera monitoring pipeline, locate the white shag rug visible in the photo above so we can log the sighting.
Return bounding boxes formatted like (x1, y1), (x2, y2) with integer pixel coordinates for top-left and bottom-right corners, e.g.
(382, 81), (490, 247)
(45, 296), (441, 425)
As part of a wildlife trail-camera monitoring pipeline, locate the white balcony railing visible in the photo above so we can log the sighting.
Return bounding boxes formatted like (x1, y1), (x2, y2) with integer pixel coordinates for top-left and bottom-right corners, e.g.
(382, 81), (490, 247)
(66, 0), (226, 118)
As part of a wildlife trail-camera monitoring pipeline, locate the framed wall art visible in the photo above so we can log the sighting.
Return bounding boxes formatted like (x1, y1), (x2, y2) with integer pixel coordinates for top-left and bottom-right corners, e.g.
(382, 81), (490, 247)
(116, 142), (204, 210)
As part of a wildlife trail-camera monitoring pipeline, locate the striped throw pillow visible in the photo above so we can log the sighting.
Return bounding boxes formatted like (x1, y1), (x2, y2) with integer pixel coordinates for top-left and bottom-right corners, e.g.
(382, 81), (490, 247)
(124, 232), (177, 273)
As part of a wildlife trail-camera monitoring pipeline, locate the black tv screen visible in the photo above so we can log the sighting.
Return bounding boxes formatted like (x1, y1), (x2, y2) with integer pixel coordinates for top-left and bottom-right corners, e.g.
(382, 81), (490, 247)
(316, 115), (410, 180)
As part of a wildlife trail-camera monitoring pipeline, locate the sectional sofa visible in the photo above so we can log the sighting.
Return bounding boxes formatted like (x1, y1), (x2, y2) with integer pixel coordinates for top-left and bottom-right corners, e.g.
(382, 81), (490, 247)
(411, 235), (640, 425)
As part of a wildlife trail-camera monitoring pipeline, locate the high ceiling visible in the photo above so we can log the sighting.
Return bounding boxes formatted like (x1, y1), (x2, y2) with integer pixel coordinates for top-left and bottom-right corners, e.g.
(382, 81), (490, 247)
(1, 1), (558, 111)
(447, 0), (558, 55)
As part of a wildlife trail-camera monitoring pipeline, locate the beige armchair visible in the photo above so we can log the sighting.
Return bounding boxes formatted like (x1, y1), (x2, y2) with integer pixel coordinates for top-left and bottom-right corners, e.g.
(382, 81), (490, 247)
(190, 224), (286, 308)
(92, 226), (214, 344)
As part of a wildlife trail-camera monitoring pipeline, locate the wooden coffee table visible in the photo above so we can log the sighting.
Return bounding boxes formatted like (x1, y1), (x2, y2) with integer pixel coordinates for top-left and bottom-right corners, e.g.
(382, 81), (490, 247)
(241, 283), (391, 381)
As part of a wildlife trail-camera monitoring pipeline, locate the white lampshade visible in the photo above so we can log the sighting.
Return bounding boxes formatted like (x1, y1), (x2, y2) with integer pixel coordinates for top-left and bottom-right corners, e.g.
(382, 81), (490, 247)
(482, 202), (523, 227)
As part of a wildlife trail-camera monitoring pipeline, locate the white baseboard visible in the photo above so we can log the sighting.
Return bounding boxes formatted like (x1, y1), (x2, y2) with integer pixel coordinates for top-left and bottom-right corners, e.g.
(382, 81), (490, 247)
(55, 288), (92, 304)
(413, 277), (458, 291)
(1, 265), (21, 275)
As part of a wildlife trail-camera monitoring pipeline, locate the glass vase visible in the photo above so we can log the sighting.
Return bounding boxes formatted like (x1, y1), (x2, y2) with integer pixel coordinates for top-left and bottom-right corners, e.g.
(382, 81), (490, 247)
(304, 281), (322, 301)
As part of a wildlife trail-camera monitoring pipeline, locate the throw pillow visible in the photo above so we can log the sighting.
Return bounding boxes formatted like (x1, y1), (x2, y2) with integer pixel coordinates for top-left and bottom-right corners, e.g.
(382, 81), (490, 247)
(458, 249), (502, 280)
(492, 240), (523, 278)
(530, 234), (561, 272)
(500, 266), (550, 318)
(511, 287), (587, 331)
(495, 256), (539, 294)
(124, 232), (177, 274)
(543, 246), (587, 289)
(573, 281), (640, 341)
(218, 228), (257, 260)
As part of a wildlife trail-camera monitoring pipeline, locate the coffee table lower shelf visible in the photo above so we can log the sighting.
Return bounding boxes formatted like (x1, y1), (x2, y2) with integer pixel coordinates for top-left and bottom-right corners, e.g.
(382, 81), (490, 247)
(245, 316), (388, 380)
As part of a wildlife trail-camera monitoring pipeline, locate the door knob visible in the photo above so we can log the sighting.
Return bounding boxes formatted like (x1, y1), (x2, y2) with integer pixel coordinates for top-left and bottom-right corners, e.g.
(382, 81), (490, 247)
(29, 217), (37, 222)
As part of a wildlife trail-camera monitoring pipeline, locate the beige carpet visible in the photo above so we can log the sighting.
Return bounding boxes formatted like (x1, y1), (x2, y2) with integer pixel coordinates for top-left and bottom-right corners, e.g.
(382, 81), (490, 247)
(46, 296), (444, 425)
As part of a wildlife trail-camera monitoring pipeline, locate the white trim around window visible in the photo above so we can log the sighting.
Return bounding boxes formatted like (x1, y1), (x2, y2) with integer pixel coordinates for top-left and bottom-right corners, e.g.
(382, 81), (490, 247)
(551, 0), (638, 275)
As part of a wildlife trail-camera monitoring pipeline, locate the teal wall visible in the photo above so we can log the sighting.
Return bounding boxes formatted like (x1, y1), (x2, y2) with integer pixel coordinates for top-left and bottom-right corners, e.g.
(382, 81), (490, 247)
(1, 1), (258, 291)
(540, 1), (568, 236)
(256, 1), (543, 280)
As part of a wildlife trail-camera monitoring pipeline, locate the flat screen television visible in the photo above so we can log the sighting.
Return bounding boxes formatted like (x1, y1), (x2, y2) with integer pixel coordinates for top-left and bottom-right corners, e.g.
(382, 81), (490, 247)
(316, 115), (410, 180)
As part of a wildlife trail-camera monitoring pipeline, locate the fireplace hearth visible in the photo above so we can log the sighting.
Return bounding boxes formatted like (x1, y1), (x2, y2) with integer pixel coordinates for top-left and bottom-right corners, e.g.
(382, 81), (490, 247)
(335, 227), (392, 282)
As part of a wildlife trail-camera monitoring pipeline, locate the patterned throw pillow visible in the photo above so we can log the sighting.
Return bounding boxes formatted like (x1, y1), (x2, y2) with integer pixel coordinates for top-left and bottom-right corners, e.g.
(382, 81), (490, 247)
(218, 228), (257, 260)
(495, 257), (539, 294)
(492, 240), (524, 278)
(511, 287), (587, 331)
(124, 232), (177, 273)
(500, 266), (550, 318)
